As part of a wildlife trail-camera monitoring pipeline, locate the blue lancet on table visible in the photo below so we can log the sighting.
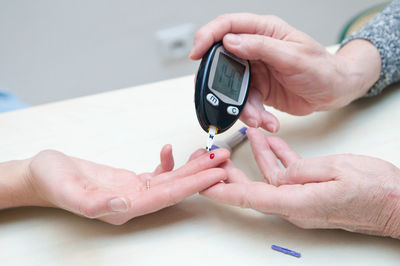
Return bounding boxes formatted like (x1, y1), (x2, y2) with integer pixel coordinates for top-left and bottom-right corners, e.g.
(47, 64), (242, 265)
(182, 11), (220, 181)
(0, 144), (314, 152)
(271, 245), (301, 258)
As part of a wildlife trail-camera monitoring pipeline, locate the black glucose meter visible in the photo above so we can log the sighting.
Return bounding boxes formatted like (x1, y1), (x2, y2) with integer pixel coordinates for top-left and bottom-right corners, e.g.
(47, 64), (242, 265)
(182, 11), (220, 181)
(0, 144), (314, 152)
(195, 42), (250, 134)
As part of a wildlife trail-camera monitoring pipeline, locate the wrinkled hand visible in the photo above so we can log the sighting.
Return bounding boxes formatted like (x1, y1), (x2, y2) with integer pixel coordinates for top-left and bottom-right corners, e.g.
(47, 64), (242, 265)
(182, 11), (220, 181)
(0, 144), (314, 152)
(27, 146), (229, 225)
(190, 13), (380, 131)
(201, 128), (400, 238)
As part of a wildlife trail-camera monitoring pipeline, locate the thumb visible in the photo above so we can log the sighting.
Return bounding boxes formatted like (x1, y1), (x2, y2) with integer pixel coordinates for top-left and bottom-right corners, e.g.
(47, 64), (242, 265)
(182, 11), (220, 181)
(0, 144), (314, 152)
(74, 194), (130, 219)
(223, 33), (298, 70)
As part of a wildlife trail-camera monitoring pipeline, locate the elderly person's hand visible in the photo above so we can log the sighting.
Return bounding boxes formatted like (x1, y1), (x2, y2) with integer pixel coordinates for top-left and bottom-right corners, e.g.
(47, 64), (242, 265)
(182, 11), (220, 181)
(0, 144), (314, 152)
(190, 13), (381, 132)
(201, 128), (400, 238)
(1, 146), (229, 225)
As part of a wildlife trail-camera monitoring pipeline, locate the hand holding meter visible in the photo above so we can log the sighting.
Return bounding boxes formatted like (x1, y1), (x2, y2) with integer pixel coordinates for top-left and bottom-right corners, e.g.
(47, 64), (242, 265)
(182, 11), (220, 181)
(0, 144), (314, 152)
(194, 42), (250, 150)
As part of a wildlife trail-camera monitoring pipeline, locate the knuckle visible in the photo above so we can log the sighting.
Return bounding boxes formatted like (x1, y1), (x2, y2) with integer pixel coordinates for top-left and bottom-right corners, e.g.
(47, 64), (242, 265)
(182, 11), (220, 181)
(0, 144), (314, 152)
(30, 149), (64, 172)
(264, 14), (280, 22)
(37, 149), (59, 156)
(33, 149), (61, 162)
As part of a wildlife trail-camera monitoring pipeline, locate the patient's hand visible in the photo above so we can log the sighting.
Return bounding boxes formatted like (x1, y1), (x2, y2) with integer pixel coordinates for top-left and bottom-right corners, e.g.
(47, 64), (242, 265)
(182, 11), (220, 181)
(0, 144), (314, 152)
(13, 146), (229, 225)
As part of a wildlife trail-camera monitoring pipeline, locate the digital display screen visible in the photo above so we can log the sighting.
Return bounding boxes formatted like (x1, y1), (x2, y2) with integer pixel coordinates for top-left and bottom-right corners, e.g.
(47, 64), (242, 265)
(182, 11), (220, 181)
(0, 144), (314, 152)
(212, 53), (245, 102)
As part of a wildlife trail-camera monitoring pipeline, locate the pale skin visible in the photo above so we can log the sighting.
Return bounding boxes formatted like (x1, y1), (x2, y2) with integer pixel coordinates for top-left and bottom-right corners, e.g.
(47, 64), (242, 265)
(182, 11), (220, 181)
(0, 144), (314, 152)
(190, 13), (400, 238)
(190, 13), (381, 132)
(201, 128), (400, 238)
(1, 12), (397, 238)
(0, 145), (229, 225)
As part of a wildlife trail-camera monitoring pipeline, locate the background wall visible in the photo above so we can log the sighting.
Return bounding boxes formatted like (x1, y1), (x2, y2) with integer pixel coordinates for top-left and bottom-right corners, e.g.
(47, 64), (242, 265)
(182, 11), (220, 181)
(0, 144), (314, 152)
(0, 0), (384, 105)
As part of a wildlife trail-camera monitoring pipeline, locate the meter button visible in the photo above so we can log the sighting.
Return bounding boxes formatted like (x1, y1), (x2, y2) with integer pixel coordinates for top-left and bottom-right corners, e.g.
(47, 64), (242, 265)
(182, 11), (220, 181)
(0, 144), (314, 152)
(206, 93), (219, 106)
(227, 106), (239, 116)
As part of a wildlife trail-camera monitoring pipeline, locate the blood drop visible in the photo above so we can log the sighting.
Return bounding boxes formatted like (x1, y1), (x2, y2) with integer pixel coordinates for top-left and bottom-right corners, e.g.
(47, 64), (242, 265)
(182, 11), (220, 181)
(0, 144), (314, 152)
(210, 153), (215, 159)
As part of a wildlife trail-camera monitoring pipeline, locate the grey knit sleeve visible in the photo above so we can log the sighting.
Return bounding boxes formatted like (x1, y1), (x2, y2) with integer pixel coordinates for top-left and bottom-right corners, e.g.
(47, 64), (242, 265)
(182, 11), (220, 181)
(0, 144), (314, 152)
(341, 0), (400, 97)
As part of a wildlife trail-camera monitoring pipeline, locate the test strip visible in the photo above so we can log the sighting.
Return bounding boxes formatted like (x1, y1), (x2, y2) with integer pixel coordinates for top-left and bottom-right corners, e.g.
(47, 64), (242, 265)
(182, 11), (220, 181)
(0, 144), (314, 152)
(271, 245), (301, 258)
(205, 126), (217, 151)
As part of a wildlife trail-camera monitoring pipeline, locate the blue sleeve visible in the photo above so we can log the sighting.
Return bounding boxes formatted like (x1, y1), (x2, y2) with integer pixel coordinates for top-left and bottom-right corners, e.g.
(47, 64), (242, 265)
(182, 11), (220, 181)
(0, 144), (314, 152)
(0, 90), (27, 112)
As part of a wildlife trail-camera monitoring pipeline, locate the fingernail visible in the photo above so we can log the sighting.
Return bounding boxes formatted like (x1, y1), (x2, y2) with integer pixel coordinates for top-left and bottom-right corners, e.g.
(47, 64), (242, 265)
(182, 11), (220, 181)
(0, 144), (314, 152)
(109, 197), (129, 212)
(248, 119), (259, 128)
(267, 123), (277, 133)
(225, 34), (241, 46)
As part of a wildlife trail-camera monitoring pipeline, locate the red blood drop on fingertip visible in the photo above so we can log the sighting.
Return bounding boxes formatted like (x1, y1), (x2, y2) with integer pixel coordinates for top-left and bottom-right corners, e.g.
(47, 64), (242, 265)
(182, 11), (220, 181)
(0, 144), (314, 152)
(210, 153), (215, 159)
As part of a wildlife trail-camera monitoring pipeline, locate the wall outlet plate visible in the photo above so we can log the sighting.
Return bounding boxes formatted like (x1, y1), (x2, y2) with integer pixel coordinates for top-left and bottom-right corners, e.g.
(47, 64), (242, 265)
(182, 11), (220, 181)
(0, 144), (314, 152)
(155, 23), (195, 63)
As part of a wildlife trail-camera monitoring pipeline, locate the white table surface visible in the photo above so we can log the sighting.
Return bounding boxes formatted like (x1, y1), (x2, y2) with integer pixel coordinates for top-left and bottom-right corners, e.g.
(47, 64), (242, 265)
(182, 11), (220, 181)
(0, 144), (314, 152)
(0, 73), (399, 265)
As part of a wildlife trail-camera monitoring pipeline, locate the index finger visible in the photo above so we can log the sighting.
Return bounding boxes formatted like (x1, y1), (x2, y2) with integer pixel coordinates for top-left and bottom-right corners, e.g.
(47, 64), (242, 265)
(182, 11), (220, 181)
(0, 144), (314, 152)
(171, 148), (230, 178)
(246, 128), (282, 185)
(189, 13), (265, 59)
(150, 148), (230, 186)
(190, 13), (288, 60)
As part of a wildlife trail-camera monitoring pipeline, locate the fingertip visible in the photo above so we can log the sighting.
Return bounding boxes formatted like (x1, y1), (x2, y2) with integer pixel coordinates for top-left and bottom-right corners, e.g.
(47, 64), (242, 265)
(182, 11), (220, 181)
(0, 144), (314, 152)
(189, 49), (199, 60)
(160, 144), (171, 157)
(262, 113), (280, 133)
(240, 103), (261, 128)
(189, 46), (202, 60)
(160, 144), (174, 171)
(208, 148), (230, 165)
(265, 122), (279, 133)
(245, 127), (260, 138)
(246, 118), (259, 128)
(162, 144), (172, 153)
(214, 147), (231, 160)
(190, 28), (210, 60)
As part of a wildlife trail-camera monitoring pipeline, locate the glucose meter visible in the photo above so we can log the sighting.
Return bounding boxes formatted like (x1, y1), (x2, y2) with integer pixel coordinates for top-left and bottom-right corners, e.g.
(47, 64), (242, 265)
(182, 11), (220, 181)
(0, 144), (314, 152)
(194, 42), (250, 150)
(195, 42), (250, 135)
